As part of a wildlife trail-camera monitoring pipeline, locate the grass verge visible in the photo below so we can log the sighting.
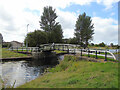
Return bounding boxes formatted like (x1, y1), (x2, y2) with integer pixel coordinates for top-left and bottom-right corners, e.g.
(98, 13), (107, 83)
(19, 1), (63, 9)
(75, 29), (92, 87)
(82, 54), (118, 62)
(17, 55), (118, 88)
(88, 46), (117, 49)
(2, 48), (29, 58)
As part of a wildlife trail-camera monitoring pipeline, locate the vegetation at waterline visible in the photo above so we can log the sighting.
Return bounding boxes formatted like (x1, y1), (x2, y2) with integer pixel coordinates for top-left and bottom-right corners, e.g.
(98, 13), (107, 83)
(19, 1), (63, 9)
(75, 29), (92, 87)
(18, 55), (118, 88)
(2, 48), (29, 58)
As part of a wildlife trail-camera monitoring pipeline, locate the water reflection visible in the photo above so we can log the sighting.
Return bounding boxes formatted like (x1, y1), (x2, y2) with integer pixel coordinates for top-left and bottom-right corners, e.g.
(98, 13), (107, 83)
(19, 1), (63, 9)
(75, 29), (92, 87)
(1, 55), (64, 88)
(2, 61), (46, 87)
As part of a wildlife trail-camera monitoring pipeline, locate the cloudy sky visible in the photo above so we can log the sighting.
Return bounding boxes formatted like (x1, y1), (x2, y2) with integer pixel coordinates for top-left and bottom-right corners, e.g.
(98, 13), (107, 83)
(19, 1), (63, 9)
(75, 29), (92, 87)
(0, 0), (119, 45)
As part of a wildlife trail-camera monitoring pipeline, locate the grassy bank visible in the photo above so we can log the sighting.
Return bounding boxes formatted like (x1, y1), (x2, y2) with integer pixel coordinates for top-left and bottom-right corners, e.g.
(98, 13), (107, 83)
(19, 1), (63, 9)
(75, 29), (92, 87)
(82, 54), (118, 62)
(2, 48), (30, 58)
(88, 46), (117, 49)
(113, 52), (120, 54)
(18, 55), (118, 88)
(93, 52), (111, 55)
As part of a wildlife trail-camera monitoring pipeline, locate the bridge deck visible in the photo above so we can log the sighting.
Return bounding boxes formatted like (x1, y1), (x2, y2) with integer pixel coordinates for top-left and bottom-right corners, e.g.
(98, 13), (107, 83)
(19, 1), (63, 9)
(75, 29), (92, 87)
(9, 43), (118, 60)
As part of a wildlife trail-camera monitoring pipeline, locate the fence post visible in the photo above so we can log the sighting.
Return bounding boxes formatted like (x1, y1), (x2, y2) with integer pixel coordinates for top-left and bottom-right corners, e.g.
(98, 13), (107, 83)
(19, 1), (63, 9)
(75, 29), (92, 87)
(12, 47), (13, 51)
(116, 49), (117, 53)
(98, 51), (100, 54)
(50, 45), (51, 50)
(74, 48), (75, 54)
(58, 45), (60, 50)
(43, 45), (44, 51)
(81, 49), (82, 56)
(22, 47), (23, 52)
(63, 45), (64, 51)
(53, 45), (55, 50)
(17, 47), (18, 52)
(38, 47), (40, 52)
(67, 46), (69, 53)
(37, 48), (38, 52)
(95, 50), (98, 59)
(26, 47), (28, 52)
(88, 49), (90, 57)
(104, 51), (107, 61)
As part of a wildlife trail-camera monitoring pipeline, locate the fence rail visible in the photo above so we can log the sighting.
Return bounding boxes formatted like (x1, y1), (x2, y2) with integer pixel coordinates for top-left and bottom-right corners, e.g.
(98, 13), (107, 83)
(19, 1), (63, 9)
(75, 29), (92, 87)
(8, 44), (118, 61)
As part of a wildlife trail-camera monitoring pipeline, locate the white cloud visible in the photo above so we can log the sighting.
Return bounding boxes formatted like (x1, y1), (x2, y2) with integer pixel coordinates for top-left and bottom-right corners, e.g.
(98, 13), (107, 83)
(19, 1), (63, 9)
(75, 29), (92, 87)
(0, 0), (118, 44)
(96, 0), (119, 10)
(102, 0), (119, 10)
(110, 12), (115, 16)
(56, 10), (77, 29)
(92, 17), (118, 44)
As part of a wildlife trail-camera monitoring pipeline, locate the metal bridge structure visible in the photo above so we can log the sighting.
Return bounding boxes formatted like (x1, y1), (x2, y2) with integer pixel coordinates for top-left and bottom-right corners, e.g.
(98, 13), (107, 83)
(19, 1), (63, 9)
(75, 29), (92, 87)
(9, 43), (118, 61)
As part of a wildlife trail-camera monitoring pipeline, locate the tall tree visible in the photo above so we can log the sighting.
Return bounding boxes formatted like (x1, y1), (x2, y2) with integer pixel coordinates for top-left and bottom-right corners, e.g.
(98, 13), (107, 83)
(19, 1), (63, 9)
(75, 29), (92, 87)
(39, 6), (63, 43)
(52, 24), (63, 43)
(74, 12), (94, 48)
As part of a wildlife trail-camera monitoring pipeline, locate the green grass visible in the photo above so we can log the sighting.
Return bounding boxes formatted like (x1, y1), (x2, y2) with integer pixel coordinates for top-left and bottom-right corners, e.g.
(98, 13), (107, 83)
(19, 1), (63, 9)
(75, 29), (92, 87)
(13, 49), (31, 52)
(54, 50), (67, 54)
(88, 46), (117, 49)
(2, 48), (29, 58)
(18, 55), (118, 88)
(113, 52), (120, 54)
(93, 52), (111, 55)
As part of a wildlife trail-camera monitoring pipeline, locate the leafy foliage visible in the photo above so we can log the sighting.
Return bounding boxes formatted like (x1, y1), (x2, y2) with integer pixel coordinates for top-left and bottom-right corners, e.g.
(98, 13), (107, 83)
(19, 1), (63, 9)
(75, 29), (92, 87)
(24, 30), (48, 47)
(39, 6), (63, 43)
(0, 33), (3, 44)
(98, 42), (106, 47)
(74, 12), (94, 48)
(2, 43), (11, 48)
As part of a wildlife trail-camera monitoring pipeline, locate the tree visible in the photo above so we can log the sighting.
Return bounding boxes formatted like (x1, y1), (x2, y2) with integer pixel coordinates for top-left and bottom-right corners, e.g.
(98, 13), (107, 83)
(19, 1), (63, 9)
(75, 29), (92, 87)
(67, 37), (77, 44)
(74, 12), (94, 48)
(2, 42), (11, 48)
(91, 43), (94, 46)
(110, 43), (114, 47)
(24, 30), (48, 47)
(0, 33), (3, 44)
(51, 24), (63, 43)
(39, 6), (63, 43)
(99, 42), (106, 47)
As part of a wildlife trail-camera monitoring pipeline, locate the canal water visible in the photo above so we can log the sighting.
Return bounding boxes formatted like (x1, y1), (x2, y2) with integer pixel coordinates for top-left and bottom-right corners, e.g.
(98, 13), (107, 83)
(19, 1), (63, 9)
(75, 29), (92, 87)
(1, 55), (64, 88)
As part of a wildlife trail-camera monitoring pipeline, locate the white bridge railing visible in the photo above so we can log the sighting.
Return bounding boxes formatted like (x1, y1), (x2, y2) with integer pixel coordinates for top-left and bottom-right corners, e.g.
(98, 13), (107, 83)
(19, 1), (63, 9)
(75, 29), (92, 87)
(8, 43), (118, 61)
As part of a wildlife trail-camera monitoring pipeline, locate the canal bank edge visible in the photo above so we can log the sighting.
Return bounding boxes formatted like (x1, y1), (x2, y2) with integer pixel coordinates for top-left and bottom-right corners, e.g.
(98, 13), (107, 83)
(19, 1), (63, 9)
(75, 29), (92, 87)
(0, 56), (32, 61)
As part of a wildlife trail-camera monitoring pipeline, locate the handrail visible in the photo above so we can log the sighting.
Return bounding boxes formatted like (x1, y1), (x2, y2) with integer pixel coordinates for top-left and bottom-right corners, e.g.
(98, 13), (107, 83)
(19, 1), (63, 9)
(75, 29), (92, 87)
(8, 44), (117, 61)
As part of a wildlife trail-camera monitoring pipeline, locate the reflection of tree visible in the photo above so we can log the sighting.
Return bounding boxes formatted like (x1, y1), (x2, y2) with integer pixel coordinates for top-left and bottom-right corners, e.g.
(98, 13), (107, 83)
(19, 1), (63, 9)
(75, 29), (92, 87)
(23, 52), (59, 67)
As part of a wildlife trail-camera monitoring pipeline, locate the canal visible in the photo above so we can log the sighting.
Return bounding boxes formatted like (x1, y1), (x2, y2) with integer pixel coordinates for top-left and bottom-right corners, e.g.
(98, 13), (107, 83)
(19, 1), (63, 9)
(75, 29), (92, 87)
(1, 55), (64, 88)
